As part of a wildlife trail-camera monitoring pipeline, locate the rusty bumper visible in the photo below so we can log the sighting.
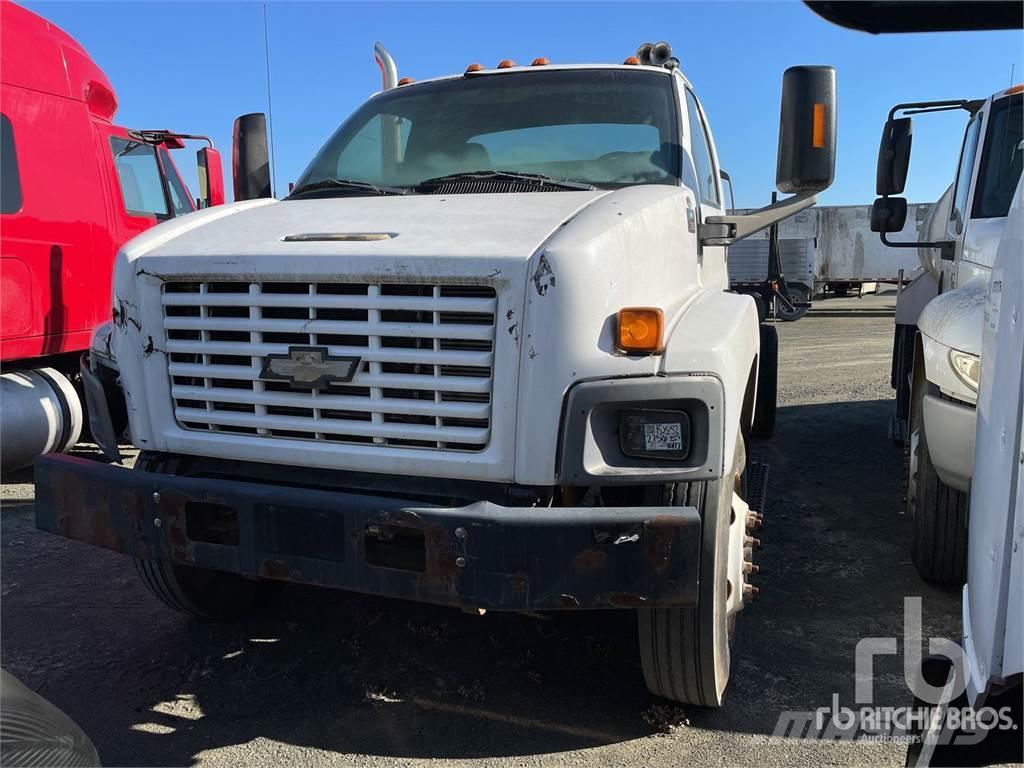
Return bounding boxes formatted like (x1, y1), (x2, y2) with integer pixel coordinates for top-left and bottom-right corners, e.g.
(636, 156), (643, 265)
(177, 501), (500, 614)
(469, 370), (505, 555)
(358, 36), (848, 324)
(34, 455), (702, 611)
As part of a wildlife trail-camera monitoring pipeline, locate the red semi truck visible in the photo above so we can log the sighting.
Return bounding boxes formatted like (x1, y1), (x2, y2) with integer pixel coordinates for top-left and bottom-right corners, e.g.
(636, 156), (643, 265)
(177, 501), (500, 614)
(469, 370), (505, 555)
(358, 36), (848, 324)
(0, 0), (224, 471)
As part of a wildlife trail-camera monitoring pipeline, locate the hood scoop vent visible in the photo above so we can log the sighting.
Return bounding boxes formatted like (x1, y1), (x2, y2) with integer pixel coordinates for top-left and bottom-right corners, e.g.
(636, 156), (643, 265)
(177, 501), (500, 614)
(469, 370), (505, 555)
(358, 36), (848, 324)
(282, 232), (396, 243)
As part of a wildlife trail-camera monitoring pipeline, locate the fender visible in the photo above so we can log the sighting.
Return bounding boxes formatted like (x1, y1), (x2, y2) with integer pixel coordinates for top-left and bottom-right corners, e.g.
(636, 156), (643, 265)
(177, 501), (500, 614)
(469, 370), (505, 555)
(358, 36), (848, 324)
(661, 289), (760, 477)
(918, 279), (987, 403)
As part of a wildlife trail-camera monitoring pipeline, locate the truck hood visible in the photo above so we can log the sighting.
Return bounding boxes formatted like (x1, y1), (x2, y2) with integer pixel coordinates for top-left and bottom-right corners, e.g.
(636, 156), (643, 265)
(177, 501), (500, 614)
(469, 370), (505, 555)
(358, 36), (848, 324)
(125, 192), (608, 265)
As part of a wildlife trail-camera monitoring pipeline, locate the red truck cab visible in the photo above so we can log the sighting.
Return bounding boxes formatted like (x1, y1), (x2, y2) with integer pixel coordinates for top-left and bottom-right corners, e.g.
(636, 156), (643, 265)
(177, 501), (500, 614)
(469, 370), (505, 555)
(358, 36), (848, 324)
(0, 0), (223, 471)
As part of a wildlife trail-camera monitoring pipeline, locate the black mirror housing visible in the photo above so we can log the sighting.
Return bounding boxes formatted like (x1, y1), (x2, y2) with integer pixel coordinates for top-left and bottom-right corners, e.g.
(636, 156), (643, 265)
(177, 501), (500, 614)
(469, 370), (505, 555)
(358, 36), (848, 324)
(776, 65), (837, 194)
(870, 197), (908, 233)
(232, 113), (272, 201)
(876, 117), (912, 195)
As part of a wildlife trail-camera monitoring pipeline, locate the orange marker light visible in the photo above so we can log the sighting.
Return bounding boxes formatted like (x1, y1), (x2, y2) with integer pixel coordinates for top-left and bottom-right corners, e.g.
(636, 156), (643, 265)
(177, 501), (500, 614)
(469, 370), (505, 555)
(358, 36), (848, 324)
(617, 308), (665, 354)
(397, 77), (415, 86)
(531, 57), (550, 66)
(1005, 83), (1024, 96)
(812, 103), (826, 149)
(497, 59), (516, 69)
(623, 56), (640, 65)
(465, 63), (484, 73)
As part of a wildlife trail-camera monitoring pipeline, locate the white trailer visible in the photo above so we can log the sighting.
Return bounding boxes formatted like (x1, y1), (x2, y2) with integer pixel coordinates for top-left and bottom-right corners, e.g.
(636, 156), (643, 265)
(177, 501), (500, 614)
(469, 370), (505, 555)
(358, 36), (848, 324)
(746, 204), (935, 293)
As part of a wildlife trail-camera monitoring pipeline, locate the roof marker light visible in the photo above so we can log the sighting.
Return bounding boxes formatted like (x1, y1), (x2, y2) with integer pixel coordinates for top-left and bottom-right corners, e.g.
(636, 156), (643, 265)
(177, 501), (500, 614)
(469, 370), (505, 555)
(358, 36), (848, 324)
(531, 57), (550, 66)
(465, 63), (484, 73)
(623, 56), (640, 65)
(497, 59), (516, 69)
(397, 77), (415, 86)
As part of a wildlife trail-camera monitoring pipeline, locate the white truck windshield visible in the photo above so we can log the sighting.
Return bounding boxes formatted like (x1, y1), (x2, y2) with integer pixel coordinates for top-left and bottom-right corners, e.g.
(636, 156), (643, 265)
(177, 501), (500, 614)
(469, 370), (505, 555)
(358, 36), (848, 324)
(293, 69), (681, 195)
(974, 93), (1023, 219)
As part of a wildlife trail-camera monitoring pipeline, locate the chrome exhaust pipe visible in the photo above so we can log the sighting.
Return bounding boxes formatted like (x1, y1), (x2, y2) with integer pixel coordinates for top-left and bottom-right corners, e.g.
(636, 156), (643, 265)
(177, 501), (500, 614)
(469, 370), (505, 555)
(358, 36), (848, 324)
(373, 42), (398, 90)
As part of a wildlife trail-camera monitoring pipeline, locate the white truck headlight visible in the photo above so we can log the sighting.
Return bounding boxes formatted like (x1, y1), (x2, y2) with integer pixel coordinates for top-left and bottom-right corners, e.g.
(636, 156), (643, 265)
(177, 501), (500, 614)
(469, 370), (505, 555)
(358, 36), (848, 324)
(948, 349), (980, 392)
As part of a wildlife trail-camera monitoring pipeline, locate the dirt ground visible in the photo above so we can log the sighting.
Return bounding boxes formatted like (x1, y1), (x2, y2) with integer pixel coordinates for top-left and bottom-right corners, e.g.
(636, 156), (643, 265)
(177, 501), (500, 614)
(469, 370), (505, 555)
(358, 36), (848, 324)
(1, 291), (963, 767)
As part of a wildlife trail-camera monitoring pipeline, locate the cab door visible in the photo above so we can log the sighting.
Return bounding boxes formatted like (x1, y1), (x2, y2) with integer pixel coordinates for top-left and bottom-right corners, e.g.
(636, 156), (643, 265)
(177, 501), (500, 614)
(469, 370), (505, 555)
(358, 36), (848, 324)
(677, 81), (728, 288)
(945, 110), (984, 291)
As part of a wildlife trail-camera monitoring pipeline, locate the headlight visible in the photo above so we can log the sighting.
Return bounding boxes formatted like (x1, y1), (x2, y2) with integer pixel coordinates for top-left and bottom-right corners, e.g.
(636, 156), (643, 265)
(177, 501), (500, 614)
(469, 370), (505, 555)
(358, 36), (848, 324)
(948, 349), (980, 392)
(619, 409), (690, 460)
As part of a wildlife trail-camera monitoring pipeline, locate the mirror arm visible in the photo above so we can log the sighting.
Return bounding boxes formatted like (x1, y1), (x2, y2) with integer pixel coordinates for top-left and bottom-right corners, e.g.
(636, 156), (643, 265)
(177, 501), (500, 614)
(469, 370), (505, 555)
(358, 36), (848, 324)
(701, 191), (818, 246)
(879, 232), (955, 261)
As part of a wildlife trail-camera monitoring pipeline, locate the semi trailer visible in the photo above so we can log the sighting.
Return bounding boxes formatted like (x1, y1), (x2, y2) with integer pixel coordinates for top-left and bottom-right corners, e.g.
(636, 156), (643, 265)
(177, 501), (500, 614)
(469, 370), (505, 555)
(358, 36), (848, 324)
(33, 42), (837, 705)
(0, 0), (224, 472)
(872, 84), (1023, 584)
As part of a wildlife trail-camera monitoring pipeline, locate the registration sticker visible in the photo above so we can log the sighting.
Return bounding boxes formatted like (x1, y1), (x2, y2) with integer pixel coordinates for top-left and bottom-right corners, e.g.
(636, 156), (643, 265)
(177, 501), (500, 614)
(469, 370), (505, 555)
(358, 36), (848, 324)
(643, 422), (683, 451)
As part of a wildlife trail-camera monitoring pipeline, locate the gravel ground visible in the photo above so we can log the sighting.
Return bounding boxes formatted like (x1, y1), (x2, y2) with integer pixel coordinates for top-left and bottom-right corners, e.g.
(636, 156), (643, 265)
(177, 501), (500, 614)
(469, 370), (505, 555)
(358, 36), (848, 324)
(1, 290), (962, 767)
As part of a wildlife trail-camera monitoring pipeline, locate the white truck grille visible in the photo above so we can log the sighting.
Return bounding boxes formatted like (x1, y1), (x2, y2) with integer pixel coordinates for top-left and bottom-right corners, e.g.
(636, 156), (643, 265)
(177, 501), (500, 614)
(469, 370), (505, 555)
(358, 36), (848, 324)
(160, 281), (497, 451)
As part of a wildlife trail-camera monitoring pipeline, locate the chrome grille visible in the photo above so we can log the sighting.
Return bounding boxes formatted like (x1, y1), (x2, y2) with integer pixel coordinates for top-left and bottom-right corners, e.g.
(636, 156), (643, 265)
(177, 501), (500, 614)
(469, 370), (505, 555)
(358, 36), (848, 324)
(161, 281), (497, 451)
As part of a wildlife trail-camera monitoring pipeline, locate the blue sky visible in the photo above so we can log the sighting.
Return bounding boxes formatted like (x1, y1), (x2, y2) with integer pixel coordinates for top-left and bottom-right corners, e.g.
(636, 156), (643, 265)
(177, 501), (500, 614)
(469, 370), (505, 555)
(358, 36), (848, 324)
(28, 0), (1023, 207)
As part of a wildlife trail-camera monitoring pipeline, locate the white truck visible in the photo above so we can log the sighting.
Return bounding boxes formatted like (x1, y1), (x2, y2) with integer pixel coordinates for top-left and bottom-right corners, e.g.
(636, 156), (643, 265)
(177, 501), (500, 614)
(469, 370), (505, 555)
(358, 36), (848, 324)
(872, 84), (1023, 584)
(33, 43), (837, 706)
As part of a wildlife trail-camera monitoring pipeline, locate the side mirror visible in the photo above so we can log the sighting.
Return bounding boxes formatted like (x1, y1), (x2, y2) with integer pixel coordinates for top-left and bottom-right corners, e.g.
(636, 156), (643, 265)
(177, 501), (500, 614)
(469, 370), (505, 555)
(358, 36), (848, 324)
(876, 117), (912, 195)
(870, 197), (908, 233)
(232, 113), (272, 201)
(776, 65), (837, 194)
(196, 147), (224, 208)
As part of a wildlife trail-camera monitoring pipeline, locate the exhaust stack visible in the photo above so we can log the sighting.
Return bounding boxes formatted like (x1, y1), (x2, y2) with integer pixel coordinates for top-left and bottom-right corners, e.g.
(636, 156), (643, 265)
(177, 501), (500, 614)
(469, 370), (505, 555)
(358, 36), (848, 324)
(374, 42), (398, 90)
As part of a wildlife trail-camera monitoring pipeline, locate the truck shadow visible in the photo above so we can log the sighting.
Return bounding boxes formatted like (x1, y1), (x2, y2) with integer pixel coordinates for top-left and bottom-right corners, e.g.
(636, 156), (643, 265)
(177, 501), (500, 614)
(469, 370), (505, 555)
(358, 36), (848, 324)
(1, 397), (962, 765)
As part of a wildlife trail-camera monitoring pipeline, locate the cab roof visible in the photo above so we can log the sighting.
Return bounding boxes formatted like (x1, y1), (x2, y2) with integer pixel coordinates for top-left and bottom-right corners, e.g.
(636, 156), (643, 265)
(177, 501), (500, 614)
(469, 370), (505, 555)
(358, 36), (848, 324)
(385, 62), (692, 95)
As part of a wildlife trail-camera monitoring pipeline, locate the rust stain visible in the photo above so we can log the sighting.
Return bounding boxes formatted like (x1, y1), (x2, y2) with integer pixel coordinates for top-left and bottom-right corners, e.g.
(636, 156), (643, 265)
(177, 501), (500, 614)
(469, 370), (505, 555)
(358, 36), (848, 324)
(604, 592), (649, 607)
(644, 525), (677, 576)
(260, 559), (291, 580)
(573, 549), (607, 573)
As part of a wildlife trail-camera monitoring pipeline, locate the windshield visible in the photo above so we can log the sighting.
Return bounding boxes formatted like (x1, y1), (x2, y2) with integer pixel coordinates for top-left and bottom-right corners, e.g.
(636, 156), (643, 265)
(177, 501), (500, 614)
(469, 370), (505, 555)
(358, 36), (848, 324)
(973, 93), (1023, 219)
(294, 69), (681, 194)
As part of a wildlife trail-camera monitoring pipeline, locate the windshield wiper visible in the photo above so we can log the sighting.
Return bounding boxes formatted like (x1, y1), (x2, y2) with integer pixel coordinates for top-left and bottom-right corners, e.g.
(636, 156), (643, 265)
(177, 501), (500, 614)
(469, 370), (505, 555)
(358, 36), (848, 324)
(288, 178), (410, 198)
(415, 170), (597, 192)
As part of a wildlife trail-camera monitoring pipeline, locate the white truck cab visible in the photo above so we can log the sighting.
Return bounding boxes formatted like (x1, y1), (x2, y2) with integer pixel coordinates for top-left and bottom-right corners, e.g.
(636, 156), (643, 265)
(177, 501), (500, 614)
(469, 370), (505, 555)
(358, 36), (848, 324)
(873, 84), (1024, 584)
(34, 44), (837, 706)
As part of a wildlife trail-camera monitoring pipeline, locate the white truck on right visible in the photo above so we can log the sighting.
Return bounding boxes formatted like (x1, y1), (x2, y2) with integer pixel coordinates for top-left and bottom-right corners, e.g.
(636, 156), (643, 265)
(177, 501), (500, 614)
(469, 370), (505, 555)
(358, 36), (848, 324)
(872, 84), (1023, 584)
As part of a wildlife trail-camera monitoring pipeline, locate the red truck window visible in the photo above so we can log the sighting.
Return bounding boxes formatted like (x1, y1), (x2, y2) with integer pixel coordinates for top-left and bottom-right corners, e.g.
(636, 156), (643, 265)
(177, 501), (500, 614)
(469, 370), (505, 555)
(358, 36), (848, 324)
(1, 114), (22, 214)
(158, 147), (193, 216)
(110, 137), (169, 218)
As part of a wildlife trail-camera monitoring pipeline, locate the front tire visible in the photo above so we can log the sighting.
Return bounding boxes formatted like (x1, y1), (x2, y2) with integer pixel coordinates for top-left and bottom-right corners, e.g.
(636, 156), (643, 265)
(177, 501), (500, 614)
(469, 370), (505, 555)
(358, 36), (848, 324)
(906, 375), (968, 585)
(638, 442), (744, 707)
(134, 559), (261, 620)
(750, 325), (778, 439)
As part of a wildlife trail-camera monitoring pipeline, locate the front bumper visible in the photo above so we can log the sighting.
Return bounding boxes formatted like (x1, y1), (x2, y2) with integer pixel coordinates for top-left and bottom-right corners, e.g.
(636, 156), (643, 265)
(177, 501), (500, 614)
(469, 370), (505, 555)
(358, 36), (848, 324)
(922, 394), (976, 492)
(34, 455), (702, 611)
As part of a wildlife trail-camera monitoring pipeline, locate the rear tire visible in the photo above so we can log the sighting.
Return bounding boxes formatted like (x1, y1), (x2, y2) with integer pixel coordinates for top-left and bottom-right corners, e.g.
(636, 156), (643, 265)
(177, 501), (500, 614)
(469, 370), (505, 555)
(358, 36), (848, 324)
(134, 558), (261, 621)
(751, 325), (778, 438)
(638, 443), (742, 707)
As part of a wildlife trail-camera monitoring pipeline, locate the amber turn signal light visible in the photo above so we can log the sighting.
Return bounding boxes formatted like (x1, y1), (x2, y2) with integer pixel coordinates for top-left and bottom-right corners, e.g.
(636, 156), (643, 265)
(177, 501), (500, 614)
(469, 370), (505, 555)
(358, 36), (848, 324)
(617, 308), (664, 354)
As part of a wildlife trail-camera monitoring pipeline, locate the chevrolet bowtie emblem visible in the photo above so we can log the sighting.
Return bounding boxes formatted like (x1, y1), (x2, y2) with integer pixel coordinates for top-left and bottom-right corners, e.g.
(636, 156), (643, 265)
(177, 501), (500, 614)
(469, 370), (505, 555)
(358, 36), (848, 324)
(259, 346), (362, 389)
